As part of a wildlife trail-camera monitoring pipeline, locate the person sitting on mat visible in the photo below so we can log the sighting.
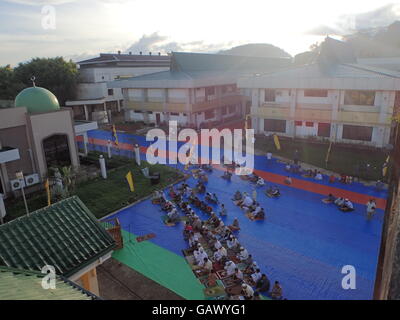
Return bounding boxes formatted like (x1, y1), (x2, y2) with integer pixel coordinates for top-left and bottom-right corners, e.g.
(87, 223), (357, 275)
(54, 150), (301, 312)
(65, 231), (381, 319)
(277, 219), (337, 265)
(237, 246), (249, 262)
(256, 177), (265, 187)
(219, 203), (227, 217)
(207, 272), (218, 287)
(249, 173), (259, 183)
(255, 274), (271, 293)
(334, 197), (345, 207)
(266, 185), (281, 198)
(232, 191), (243, 201)
(250, 268), (262, 285)
(166, 208), (180, 224)
(322, 193), (336, 204)
(229, 217), (240, 231)
(200, 257), (213, 274)
(227, 235), (240, 251)
(340, 198), (354, 212)
(239, 194), (254, 209)
(222, 169), (232, 181)
(233, 268), (244, 284)
(241, 283), (255, 300)
(253, 208), (265, 220)
(315, 171), (323, 180)
(284, 176), (292, 185)
(224, 260), (237, 276)
(271, 281), (283, 300)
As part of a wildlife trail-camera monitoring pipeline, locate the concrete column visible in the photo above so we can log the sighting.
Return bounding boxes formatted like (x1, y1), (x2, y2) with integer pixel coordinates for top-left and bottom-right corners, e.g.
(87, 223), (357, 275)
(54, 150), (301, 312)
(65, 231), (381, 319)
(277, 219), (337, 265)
(83, 133), (89, 156)
(288, 89), (297, 137)
(330, 90), (340, 142)
(0, 163), (9, 194)
(117, 99), (121, 113)
(84, 105), (88, 121)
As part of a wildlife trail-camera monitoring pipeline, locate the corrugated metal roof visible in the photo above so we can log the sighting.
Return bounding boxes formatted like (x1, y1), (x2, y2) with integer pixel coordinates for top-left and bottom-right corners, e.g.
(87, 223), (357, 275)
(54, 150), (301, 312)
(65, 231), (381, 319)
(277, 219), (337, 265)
(0, 266), (99, 300)
(0, 196), (115, 277)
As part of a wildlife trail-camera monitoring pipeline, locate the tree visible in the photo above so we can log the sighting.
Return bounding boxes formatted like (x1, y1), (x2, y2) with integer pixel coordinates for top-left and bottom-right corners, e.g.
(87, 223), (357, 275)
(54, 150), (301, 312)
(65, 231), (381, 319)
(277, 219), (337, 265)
(13, 57), (79, 105)
(0, 65), (24, 100)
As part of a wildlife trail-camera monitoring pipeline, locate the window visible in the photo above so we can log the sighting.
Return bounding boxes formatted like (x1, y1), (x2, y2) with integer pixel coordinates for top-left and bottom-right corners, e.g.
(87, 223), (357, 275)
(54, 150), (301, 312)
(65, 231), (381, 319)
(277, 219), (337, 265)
(305, 122), (314, 127)
(134, 110), (142, 113)
(205, 110), (214, 120)
(344, 91), (375, 106)
(170, 112), (179, 116)
(342, 125), (373, 141)
(229, 105), (236, 113)
(295, 121), (302, 126)
(265, 89), (276, 102)
(108, 89), (114, 96)
(317, 123), (331, 137)
(205, 87), (215, 96)
(304, 89), (328, 97)
(264, 119), (286, 133)
(147, 111), (153, 114)
(221, 106), (227, 115)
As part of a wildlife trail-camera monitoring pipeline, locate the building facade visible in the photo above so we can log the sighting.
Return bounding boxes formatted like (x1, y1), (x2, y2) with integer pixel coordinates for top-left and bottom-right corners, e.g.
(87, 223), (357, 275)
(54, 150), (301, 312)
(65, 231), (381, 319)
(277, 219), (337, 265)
(0, 86), (81, 197)
(66, 52), (170, 124)
(109, 52), (291, 128)
(238, 38), (400, 148)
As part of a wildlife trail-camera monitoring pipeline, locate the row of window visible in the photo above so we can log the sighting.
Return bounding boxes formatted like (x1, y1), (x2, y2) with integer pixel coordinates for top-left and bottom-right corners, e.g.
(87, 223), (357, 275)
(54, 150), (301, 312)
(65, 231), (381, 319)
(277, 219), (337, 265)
(264, 119), (373, 141)
(264, 89), (376, 106)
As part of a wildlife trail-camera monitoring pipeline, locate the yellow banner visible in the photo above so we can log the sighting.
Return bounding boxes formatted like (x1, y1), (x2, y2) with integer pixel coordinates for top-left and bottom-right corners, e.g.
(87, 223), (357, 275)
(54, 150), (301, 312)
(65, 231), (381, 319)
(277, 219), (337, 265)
(44, 179), (51, 207)
(126, 171), (134, 192)
(112, 125), (119, 146)
(273, 134), (281, 150)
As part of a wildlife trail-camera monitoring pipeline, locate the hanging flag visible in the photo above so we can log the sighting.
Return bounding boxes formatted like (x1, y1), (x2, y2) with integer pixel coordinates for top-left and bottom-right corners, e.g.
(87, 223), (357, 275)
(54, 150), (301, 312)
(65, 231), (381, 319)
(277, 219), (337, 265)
(44, 179), (51, 207)
(125, 171), (134, 192)
(273, 134), (281, 150)
(112, 124), (119, 146)
(382, 155), (390, 177)
(325, 141), (332, 164)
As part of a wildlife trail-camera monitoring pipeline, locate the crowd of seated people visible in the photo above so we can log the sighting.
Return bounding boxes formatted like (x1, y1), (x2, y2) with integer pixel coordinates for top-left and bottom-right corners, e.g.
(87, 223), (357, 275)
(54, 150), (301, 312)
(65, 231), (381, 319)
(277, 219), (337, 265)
(181, 207), (283, 300)
(321, 194), (355, 212)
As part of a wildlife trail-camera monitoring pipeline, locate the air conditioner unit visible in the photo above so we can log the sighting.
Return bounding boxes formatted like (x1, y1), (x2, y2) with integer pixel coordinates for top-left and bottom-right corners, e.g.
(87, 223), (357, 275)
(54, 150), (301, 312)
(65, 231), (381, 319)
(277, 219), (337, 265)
(25, 173), (40, 187)
(10, 179), (25, 191)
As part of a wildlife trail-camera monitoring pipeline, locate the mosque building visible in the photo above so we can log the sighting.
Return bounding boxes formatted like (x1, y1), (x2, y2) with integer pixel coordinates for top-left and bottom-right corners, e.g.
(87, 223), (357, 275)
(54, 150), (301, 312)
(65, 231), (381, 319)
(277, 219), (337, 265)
(0, 83), (88, 197)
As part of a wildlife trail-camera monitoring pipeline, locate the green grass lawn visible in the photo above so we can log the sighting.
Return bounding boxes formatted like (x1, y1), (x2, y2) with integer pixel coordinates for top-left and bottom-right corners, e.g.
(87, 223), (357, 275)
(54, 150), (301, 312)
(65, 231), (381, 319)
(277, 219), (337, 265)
(4, 160), (184, 222)
(255, 135), (389, 181)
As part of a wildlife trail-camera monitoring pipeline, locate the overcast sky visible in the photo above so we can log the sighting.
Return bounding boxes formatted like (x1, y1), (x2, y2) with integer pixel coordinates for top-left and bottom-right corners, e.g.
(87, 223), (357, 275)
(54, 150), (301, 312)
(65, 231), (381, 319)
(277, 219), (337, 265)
(1, 0), (399, 66)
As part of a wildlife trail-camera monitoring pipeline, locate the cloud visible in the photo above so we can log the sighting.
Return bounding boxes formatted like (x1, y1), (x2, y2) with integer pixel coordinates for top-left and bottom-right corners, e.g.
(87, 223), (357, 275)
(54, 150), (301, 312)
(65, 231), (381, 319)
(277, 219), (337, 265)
(306, 3), (400, 36)
(3, 0), (76, 5)
(125, 32), (234, 55)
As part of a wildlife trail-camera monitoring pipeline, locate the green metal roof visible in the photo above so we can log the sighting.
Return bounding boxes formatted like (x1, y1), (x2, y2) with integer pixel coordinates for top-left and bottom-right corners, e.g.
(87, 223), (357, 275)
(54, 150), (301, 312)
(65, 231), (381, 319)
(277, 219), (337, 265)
(0, 196), (116, 277)
(15, 86), (60, 114)
(171, 52), (291, 73)
(0, 266), (99, 300)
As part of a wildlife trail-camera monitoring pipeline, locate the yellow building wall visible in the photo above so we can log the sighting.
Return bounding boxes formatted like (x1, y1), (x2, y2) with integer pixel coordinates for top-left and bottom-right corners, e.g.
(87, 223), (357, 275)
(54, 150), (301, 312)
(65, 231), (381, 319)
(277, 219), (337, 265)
(79, 268), (99, 297)
(125, 101), (187, 113)
(337, 111), (381, 125)
(253, 107), (290, 119)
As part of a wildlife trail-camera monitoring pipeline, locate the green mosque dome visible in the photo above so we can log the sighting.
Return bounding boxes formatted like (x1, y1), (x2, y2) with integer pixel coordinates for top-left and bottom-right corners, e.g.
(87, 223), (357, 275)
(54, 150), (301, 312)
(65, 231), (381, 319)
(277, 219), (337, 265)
(15, 86), (60, 114)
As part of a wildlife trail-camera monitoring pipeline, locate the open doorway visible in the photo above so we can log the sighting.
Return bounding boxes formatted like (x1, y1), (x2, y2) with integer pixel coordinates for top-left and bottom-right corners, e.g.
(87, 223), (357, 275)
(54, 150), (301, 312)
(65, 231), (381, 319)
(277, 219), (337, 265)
(43, 134), (71, 168)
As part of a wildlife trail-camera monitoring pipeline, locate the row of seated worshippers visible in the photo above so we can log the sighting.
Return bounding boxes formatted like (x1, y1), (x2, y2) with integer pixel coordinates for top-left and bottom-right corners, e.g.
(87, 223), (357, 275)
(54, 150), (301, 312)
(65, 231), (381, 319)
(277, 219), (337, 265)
(232, 191), (265, 220)
(182, 213), (283, 300)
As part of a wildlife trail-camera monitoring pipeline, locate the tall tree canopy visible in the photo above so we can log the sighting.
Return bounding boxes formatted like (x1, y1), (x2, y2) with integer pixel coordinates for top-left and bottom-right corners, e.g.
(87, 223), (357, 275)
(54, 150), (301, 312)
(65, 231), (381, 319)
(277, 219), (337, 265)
(0, 57), (79, 105)
(0, 65), (24, 100)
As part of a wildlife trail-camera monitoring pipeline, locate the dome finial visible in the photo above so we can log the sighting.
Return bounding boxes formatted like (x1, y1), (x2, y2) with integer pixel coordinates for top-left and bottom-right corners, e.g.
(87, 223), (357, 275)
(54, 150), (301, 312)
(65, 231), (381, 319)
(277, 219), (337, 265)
(30, 76), (36, 87)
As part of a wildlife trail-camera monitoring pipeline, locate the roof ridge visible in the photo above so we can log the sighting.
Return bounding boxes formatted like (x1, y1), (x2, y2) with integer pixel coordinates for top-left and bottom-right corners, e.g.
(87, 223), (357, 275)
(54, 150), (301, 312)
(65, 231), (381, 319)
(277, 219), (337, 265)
(343, 63), (400, 78)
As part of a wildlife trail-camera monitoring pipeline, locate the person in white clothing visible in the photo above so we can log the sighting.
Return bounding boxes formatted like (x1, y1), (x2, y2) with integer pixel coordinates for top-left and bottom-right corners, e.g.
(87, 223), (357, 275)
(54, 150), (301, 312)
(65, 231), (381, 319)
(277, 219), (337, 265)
(241, 283), (254, 300)
(224, 261), (237, 276)
(366, 199), (376, 220)
(251, 268), (262, 284)
(237, 247), (249, 261)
